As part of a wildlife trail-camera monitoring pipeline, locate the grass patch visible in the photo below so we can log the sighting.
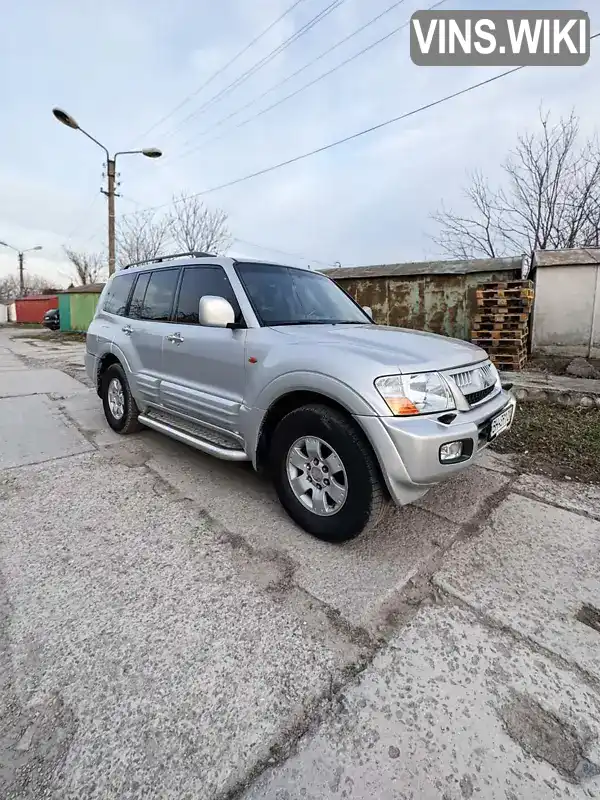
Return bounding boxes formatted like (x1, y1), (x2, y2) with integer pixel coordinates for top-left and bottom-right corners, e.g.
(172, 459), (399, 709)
(3, 322), (43, 330)
(10, 330), (86, 343)
(493, 402), (600, 483)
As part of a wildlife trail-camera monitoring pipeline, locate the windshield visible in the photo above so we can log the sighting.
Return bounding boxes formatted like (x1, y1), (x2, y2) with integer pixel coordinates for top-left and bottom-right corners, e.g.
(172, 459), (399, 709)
(235, 262), (370, 326)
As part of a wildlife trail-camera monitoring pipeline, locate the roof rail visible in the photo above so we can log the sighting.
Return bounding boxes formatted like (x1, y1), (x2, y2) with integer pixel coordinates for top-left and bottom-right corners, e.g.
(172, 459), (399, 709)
(121, 251), (216, 270)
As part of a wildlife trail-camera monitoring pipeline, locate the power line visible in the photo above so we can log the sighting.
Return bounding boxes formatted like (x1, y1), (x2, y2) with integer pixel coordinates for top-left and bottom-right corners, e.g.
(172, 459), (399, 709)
(130, 0), (310, 145)
(65, 193), (101, 243)
(122, 31), (599, 219)
(176, 0), (446, 163)
(179, 0), (413, 150)
(124, 66), (528, 218)
(160, 0), (350, 142)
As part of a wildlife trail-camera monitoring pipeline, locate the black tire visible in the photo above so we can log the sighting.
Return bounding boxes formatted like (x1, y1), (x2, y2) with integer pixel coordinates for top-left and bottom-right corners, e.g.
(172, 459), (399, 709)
(270, 404), (385, 542)
(101, 363), (143, 434)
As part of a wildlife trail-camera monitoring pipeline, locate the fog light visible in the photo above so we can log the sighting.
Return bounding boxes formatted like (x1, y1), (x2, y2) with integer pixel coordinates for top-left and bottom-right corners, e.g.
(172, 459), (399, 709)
(440, 441), (463, 463)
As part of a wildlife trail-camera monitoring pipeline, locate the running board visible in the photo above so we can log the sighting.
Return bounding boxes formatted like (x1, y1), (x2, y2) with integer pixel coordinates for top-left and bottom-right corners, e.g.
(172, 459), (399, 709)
(138, 415), (249, 462)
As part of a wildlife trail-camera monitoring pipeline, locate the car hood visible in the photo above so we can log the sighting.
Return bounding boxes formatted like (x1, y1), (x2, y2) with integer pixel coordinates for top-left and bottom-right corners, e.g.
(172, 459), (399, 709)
(270, 323), (487, 373)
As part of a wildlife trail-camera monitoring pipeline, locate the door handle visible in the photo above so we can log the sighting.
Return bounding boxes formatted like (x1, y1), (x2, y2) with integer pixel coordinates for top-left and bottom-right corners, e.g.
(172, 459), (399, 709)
(166, 332), (184, 344)
(122, 325), (133, 335)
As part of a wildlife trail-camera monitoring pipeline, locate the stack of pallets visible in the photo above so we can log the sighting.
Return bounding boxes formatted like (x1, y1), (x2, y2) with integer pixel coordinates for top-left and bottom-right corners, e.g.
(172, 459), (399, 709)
(471, 280), (534, 371)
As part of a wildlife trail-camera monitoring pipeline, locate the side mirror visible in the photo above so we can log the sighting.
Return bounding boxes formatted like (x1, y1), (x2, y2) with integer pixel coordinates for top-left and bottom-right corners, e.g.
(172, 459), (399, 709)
(362, 306), (373, 320)
(199, 295), (235, 328)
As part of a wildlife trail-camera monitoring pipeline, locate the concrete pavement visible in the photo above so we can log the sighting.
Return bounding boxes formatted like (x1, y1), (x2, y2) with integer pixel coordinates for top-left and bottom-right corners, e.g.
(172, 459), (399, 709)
(1, 327), (599, 799)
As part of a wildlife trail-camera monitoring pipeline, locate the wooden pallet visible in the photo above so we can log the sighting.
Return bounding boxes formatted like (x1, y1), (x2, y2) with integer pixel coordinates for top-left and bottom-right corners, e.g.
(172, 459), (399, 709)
(476, 287), (534, 301)
(471, 327), (528, 341)
(489, 352), (528, 371)
(473, 331), (527, 346)
(473, 312), (530, 325)
(477, 280), (534, 292)
(472, 320), (529, 332)
(475, 301), (533, 314)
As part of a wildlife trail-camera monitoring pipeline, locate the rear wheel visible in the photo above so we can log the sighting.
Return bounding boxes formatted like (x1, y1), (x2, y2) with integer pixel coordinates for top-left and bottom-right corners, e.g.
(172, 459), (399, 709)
(270, 404), (385, 542)
(101, 363), (142, 434)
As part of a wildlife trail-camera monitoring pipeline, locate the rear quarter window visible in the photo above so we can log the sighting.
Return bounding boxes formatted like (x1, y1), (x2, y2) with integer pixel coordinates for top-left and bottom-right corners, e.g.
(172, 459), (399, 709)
(102, 272), (136, 316)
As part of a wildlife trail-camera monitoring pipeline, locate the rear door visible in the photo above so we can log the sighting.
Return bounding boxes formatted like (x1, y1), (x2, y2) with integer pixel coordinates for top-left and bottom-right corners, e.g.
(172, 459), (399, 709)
(125, 267), (181, 408)
(160, 265), (247, 433)
(92, 270), (137, 367)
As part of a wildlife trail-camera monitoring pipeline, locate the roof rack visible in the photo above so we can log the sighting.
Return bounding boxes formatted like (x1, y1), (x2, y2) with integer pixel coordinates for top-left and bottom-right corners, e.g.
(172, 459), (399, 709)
(122, 251), (216, 270)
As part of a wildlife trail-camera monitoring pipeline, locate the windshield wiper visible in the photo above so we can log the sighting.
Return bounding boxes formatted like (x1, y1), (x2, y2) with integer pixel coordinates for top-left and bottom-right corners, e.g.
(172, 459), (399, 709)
(269, 320), (335, 326)
(269, 319), (370, 326)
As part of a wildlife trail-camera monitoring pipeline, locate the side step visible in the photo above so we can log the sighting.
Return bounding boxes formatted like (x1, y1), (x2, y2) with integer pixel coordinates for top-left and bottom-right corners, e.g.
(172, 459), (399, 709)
(138, 412), (249, 462)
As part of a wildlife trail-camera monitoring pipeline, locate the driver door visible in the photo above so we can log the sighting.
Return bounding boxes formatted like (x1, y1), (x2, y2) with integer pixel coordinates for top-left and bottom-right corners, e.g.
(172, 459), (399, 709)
(160, 265), (247, 434)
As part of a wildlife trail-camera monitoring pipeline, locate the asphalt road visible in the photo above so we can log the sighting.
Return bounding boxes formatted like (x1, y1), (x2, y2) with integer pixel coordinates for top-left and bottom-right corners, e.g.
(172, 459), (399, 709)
(1, 328), (599, 799)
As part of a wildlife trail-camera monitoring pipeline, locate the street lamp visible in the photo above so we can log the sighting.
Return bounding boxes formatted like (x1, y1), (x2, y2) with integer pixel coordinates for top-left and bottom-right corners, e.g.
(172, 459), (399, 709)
(52, 107), (162, 275)
(0, 242), (43, 296)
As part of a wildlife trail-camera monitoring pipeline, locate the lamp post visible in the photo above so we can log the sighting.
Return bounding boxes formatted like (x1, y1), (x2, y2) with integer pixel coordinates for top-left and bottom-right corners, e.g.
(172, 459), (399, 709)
(0, 242), (43, 296)
(52, 108), (162, 275)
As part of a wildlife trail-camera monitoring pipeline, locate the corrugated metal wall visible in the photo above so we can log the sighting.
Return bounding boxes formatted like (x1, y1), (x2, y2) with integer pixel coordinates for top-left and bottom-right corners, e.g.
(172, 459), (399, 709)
(70, 293), (100, 331)
(14, 296), (58, 324)
(335, 270), (519, 341)
(59, 292), (101, 331)
(58, 294), (71, 332)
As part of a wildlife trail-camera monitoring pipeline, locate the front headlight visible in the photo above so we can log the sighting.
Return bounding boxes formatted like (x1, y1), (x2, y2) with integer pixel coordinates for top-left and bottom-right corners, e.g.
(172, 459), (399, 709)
(375, 372), (455, 416)
(489, 361), (501, 386)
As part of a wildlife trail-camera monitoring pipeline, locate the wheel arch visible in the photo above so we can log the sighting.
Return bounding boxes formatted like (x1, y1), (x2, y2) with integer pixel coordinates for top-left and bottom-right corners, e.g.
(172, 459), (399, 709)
(254, 389), (389, 498)
(95, 352), (122, 396)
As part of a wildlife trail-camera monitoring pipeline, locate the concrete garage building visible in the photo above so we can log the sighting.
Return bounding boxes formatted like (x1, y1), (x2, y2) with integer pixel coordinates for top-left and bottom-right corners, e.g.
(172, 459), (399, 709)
(531, 248), (600, 358)
(326, 256), (528, 342)
(58, 283), (105, 332)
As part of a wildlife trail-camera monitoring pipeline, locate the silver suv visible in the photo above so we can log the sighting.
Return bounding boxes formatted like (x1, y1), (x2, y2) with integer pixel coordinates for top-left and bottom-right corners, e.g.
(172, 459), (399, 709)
(86, 253), (516, 542)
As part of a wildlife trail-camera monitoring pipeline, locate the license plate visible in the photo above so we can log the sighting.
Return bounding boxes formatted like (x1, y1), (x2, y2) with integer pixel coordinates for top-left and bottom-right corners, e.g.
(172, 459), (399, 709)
(489, 406), (513, 440)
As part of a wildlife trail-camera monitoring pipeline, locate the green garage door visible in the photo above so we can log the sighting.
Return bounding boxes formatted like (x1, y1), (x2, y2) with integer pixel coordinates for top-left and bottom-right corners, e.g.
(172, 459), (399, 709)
(70, 293), (100, 332)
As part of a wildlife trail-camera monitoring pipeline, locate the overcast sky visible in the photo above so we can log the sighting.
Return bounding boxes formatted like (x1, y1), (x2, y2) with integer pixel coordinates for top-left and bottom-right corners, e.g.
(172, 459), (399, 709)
(1, 0), (598, 286)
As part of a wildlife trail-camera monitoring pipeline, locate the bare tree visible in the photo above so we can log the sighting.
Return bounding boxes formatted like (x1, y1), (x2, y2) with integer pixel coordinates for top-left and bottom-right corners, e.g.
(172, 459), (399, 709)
(0, 276), (19, 303)
(64, 248), (106, 285)
(0, 274), (60, 302)
(431, 110), (600, 259)
(116, 210), (171, 267)
(167, 193), (232, 254)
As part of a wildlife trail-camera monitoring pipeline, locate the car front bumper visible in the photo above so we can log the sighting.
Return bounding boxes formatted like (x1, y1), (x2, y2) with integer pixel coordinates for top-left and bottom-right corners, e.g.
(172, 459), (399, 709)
(356, 388), (516, 506)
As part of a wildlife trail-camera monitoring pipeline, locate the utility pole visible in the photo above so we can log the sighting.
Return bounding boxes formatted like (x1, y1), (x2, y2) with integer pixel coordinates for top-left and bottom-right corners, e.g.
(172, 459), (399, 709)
(52, 108), (162, 276)
(104, 159), (117, 275)
(0, 242), (43, 296)
(18, 252), (24, 296)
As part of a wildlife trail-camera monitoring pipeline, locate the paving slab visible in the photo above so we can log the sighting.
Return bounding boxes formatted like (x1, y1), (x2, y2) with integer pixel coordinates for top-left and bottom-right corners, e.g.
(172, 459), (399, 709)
(0, 452), (366, 800)
(144, 435), (460, 632)
(415, 465), (512, 525)
(0, 394), (94, 469)
(435, 493), (600, 681)
(56, 389), (123, 446)
(243, 605), (600, 800)
(514, 473), (600, 520)
(506, 370), (600, 408)
(0, 348), (26, 371)
(476, 448), (518, 475)
(56, 392), (519, 632)
(0, 368), (87, 398)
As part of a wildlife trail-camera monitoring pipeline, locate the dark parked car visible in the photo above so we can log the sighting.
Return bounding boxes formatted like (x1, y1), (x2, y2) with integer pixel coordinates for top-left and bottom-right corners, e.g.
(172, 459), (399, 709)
(42, 308), (60, 331)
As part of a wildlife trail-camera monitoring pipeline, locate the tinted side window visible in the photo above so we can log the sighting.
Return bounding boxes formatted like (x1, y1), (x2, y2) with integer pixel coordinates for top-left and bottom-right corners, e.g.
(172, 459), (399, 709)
(103, 273), (136, 316)
(175, 267), (241, 324)
(128, 273), (151, 319)
(138, 269), (180, 322)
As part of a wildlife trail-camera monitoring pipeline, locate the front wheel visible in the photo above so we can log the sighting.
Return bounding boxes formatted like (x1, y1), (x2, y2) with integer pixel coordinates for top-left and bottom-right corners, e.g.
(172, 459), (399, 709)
(101, 363), (142, 434)
(270, 404), (385, 542)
